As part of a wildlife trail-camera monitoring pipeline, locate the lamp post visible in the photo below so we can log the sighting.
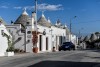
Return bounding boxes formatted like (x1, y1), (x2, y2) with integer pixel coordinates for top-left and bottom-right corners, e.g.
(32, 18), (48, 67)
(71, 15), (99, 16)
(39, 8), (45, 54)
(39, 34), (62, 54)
(49, 29), (53, 51)
(78, 28), (84, 45)
(69, 16), (77, 42)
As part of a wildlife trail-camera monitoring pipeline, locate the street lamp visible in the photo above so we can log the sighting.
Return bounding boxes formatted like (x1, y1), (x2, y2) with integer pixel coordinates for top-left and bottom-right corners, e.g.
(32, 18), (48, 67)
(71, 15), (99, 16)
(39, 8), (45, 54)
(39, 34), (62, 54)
(69, 16), (77, 42)
(79, 28), (84, 38)
(78, 28), (84, 45)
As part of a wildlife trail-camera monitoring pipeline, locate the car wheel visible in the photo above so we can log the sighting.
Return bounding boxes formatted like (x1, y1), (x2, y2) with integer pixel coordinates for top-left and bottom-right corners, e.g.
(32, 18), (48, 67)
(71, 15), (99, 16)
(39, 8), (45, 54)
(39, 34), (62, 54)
(59, 49), (61, 51)
(64, 49), (66, 51)
(68, 48), (71, 51)
(73, 48), (75, 50)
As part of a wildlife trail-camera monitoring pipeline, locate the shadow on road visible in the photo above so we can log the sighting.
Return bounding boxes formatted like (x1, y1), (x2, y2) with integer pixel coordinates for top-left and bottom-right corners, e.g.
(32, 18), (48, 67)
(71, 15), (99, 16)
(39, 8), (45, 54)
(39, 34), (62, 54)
(85, 56), (100, 59)
(28, 60), (100, 67)
(84, 48), (100, 53)
(92, 50), (100, 53)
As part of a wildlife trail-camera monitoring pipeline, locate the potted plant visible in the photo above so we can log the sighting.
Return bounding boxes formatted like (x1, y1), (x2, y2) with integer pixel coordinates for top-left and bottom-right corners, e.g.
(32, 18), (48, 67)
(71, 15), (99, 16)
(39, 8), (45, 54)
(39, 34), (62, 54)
(3, 32), (14, 56)
(32, 31), (39, 53)
(5, 47), (14, 56)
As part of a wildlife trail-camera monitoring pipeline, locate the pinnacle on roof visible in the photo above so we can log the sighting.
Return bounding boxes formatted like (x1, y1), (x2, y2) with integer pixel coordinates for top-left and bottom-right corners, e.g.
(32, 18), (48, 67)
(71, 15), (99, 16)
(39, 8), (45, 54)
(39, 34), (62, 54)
(22, 8), (28, 15)
(57, 19), (61, 24)
(64, 24), (67, 28)
(55, 19), (61, 26)
(47, 17), (51, 23)
(42, 11), (45, 18)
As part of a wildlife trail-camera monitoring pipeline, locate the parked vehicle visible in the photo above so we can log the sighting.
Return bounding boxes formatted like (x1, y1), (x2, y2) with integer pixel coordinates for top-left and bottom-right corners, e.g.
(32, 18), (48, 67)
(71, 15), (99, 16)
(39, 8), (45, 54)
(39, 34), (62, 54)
(59, 42), (75, 51)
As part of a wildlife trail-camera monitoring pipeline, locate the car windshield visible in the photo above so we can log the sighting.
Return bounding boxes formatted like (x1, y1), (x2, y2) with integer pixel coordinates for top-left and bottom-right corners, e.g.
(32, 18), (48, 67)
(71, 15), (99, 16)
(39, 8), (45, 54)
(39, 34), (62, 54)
(63, 42), (71, 46)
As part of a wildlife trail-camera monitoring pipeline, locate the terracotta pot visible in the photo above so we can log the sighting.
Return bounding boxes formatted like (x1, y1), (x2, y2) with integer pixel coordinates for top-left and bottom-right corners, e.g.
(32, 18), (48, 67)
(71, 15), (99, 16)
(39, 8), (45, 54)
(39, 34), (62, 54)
(33, 47), (38, 53)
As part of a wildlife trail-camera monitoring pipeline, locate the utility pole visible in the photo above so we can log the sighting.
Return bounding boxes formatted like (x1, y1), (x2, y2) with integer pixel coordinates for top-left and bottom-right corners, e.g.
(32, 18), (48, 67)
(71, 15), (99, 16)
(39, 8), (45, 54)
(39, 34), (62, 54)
(78, 28), (83, 45)
(35, 0), (37, 28)
(32, 0), (38, 53)
(69, 19), (72, 42)
(78, 30), (81, 45)
(24, 8), (27, 52)
(69, 16), (77, 42)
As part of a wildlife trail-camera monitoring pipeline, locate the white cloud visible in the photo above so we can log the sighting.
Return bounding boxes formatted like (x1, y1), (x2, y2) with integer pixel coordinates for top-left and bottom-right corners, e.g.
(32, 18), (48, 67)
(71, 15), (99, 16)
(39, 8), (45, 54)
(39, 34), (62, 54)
(37, 3), (63, 11)
(0, 6), (8, 8)
(24, 3), (63, 11)
(13, 3), (63, 11)
(14, 7), (22, 9)
(24, 6), (34, 10)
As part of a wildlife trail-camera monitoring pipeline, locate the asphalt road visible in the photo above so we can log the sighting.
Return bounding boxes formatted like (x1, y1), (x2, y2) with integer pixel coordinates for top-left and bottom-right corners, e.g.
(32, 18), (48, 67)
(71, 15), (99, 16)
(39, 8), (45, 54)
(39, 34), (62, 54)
(0, 50), (100, 67)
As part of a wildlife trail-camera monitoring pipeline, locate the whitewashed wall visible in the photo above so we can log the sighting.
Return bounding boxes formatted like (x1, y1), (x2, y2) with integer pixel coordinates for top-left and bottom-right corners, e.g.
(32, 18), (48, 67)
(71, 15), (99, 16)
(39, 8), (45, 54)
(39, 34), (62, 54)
(37, 25), (52, 52)
(6, 24), (33, 53)
(51, 26), (67, 46)
(26, 25), (33, 53)
(6, 24), (69, 53)
(0, 23), (11, 56)
(37, 25), (67, 52)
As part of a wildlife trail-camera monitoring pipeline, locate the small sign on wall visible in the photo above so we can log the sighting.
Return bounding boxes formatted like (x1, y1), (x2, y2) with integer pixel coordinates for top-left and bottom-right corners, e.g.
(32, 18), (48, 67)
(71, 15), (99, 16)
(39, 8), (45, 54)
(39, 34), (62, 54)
(0, 21), (2, 25)
(27, 35), (31, 38)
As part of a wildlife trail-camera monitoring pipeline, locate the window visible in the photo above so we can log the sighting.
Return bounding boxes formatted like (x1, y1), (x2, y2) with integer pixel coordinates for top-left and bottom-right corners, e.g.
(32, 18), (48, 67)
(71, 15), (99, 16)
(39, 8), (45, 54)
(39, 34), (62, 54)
(27, 31), (31, 34)
(27, 40), (30, 43)
(27, 22), (30, 25)
(18, 37), (22, 41)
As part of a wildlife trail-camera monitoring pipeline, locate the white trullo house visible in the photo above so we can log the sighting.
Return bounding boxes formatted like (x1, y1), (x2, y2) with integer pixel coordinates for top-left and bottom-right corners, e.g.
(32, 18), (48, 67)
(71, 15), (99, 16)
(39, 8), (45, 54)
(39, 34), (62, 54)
(6, 9), (77, 53)
(0, 17), (12, 56)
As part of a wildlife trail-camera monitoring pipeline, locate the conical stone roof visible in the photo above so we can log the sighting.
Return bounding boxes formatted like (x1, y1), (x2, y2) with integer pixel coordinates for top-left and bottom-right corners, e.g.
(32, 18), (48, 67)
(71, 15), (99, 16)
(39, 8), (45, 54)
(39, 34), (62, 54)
(80, 36), (84, 41)
(0, 17), (6, 25)
(90, 34), (97, 41)
(83, 35), (90, 41)
(14, 9), (30, 26)
(37, 13), (51, 27)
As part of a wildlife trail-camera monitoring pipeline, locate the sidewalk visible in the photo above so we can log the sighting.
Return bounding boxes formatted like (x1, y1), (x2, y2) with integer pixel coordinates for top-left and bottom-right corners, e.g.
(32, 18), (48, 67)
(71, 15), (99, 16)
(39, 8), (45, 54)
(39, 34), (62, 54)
(0, 53), (34, 63)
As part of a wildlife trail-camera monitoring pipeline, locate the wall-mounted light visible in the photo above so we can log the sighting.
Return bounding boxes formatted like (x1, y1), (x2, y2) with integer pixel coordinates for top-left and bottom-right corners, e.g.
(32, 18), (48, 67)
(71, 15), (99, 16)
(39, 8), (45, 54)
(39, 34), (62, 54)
(1, 30), (4, 36)
(27, 40), (30, 43)
(43, 29), (46, 35)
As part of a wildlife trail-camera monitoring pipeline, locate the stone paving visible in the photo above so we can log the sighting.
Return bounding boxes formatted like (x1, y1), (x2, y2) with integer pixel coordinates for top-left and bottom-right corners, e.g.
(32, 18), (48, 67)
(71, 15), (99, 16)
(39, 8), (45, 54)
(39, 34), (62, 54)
(0, 50), (100, 67)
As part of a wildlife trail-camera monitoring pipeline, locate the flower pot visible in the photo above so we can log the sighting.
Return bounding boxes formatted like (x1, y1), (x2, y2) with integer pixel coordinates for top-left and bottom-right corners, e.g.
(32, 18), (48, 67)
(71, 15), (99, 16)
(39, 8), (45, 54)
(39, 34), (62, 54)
(5, 52), (14, 56)
(33, 47), (38, 53)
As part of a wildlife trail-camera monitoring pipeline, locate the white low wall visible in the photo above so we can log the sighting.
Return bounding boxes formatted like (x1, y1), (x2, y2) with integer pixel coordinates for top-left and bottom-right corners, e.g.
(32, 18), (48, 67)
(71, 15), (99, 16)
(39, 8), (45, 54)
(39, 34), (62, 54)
(5, 52), (14, 56)
(0, 52), (5, 56)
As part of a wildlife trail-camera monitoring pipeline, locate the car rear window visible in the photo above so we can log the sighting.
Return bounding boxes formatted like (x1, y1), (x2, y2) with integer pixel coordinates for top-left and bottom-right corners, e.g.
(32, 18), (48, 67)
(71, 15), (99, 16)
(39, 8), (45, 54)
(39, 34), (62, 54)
(63, 42), (71, 44)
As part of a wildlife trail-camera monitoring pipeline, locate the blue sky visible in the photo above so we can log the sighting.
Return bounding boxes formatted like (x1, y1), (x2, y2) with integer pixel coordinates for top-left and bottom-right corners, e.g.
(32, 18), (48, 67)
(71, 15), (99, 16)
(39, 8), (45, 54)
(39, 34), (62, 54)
(0, 0), (100, 36)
